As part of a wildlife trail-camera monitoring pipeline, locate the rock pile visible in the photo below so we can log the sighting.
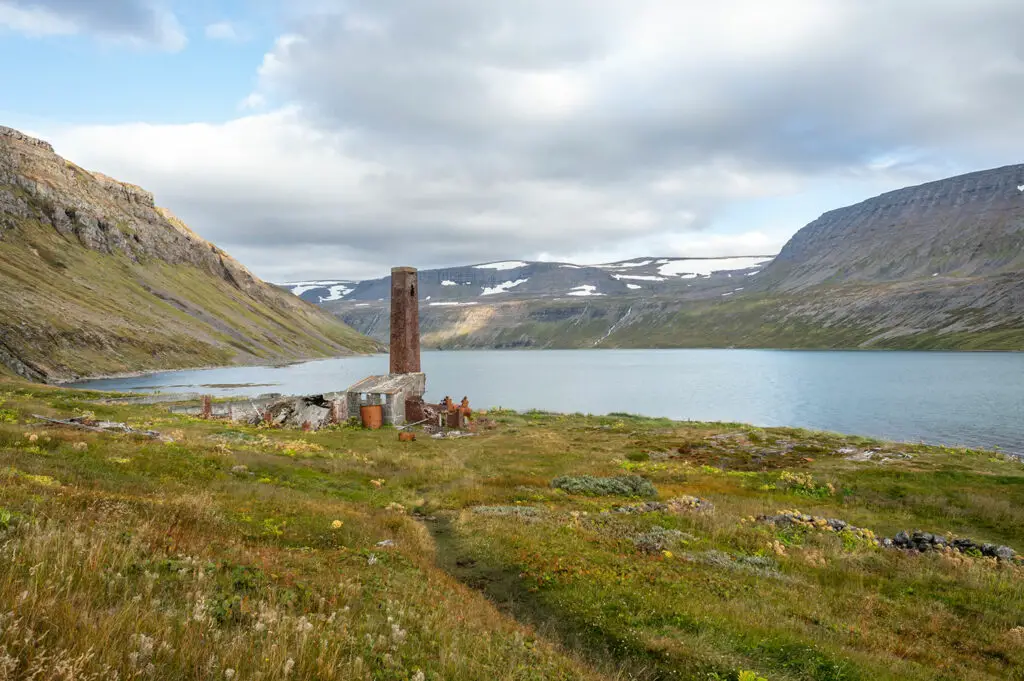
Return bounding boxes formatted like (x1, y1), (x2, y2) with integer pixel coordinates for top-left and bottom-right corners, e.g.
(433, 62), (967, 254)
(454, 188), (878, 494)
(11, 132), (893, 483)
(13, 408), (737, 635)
(886, 531), (1019, 562)
(756, 510), (1023, 564)
(610, 496), (714, 516)
(756, 510), (877, 542)
(262, 396), (335, 430)
(667, 495), (715, 514)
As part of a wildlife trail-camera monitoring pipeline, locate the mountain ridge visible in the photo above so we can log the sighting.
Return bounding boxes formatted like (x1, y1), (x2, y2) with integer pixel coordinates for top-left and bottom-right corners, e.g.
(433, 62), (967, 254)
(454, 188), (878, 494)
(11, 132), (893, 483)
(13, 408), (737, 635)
(280, 255), (774, 304)
(306, 163), (1024, 351)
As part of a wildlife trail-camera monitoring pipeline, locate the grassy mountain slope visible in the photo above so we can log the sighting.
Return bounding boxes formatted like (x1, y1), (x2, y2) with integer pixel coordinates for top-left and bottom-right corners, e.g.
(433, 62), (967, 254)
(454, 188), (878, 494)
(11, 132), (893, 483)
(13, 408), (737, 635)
(1, 380), (1022, 679)
(0, 126), (378, 381)
(336, 272), (1024, 351)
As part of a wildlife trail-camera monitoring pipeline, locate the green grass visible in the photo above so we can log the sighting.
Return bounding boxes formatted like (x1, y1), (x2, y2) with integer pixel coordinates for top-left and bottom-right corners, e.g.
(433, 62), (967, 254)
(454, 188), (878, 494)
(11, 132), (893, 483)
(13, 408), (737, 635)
(0, 210), (378, 380)
(0, 379), (1023, 680)
(394, 280), (1024, 352)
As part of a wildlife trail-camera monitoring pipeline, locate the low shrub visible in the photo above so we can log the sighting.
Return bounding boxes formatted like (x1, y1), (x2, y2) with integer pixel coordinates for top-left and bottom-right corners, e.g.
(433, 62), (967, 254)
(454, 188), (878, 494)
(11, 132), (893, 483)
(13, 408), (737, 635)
(551, 474), (657, 497)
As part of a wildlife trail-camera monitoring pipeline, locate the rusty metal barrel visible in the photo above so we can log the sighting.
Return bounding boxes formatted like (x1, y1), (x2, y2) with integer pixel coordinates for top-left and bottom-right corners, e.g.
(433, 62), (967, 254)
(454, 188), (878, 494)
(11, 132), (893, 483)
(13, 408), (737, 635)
(360, 404), (383, 429)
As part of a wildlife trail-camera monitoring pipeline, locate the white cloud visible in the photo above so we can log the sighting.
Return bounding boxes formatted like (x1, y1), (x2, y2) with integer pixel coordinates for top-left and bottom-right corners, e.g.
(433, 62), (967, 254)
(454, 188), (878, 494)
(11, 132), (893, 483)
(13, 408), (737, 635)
(238, 93), (266, 110)
(205, 21), (239, 41)
(0, 3), (76, 36)
(24, 1), (1024, 281)
(0, 0), (186, 50)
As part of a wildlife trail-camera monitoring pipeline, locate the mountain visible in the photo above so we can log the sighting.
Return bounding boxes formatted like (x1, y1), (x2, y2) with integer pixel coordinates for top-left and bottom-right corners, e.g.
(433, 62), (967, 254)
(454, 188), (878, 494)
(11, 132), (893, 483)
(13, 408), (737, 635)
(758, 164), (1024, 291)
(0, 125), (379, 382)
(303, 164), (1024, 351)
(280, 256), (773, 304)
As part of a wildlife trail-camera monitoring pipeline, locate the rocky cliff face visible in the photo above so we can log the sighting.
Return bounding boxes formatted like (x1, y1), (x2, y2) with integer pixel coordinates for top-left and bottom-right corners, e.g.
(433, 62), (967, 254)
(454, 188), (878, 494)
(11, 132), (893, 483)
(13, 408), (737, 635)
(0, 125), (378, 381)
(760, 165), (1024, 291)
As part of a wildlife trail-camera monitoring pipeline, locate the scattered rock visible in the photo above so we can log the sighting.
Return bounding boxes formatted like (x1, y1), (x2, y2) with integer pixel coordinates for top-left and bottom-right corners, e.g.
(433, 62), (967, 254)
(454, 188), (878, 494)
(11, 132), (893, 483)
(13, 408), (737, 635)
(667, 495), (715, 515)
(375, 539), (395, 548)
(431, 430), (477, 440)
(843, 448), (913, 463)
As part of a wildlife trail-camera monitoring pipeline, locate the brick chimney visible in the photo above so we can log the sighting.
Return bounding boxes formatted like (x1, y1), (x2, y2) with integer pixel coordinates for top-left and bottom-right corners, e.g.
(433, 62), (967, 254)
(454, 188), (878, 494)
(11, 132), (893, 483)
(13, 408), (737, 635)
(389, 266), (421, 374)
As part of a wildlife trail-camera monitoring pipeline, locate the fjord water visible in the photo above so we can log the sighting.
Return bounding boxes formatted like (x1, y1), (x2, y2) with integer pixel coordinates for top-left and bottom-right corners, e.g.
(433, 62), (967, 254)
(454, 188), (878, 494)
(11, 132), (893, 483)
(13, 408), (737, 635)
(74, 349), (1024, 453)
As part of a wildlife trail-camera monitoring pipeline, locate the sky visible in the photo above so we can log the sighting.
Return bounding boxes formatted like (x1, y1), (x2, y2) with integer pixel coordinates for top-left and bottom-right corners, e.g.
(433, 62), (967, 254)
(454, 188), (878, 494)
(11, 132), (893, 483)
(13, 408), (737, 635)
(2, 1), (1023, 282)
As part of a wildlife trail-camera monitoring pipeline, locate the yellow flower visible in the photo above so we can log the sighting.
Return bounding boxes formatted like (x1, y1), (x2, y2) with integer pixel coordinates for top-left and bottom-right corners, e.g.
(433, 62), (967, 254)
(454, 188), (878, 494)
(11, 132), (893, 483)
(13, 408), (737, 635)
(331, 520), (344, 529)
(662, 550), (674, 559)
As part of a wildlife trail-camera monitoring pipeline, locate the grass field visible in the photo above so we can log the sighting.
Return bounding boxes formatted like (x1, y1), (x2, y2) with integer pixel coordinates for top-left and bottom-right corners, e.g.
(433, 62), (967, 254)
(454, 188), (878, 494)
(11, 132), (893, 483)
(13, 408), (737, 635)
(0, 379), (1022, 680)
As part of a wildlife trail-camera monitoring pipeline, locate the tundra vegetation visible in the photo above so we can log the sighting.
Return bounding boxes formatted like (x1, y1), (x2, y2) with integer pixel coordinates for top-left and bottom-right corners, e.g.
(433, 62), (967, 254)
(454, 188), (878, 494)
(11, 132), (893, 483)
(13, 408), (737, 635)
(0, 380), (1023, 680)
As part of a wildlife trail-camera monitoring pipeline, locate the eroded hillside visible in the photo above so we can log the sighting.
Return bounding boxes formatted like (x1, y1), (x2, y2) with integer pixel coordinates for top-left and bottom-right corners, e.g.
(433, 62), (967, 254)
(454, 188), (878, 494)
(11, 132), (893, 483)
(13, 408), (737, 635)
(0, 125), (379, 381)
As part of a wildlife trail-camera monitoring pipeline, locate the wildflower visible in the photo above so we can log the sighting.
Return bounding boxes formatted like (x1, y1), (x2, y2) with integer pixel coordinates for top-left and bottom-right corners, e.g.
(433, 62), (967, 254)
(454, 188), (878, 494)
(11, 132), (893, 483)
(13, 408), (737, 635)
(224, 669), (236, 680)
(412, 671), (426, 681)
(662, 550), (674, 559)
(367, 554), (378, 566)
(370, 478), (385, 488)
(331, 519), (343, 529)
(385, 502), (406, 514)
(26, 433), (38, 443)
(283, 658), (295, 676)
(73, 441), (88, 451)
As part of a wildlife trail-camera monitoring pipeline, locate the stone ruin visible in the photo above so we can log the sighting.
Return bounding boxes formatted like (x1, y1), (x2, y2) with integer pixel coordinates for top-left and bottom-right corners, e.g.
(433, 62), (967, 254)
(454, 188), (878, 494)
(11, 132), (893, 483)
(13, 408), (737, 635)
(178, 266), (430, 430)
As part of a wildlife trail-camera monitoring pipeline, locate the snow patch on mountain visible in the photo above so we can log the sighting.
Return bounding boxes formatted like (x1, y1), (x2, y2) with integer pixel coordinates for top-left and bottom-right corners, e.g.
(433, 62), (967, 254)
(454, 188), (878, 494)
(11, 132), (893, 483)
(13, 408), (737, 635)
(474, 261), (528, 271)
(612, 274), (666, 282)
(285, 281), (348, 296)
(658, 257), (773, 277)
(567, 285), (604, 297)
(319, 284), (352, 302)
(594, 259), (653, 269)
(481, 279), (529, 295)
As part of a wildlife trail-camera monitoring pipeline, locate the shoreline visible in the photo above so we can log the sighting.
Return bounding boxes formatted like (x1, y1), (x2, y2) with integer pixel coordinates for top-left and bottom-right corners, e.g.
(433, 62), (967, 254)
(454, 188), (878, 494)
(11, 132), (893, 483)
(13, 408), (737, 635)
(52, 351), (385, 387)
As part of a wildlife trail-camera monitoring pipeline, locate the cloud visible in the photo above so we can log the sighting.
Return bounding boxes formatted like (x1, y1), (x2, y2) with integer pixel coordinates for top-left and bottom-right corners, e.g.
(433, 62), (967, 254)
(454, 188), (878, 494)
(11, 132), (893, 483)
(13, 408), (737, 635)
(34, 1), (1024, 281)
(0, 0), (186, 50)
(238, 93), (266, 111)
(205, 20), (241, 42)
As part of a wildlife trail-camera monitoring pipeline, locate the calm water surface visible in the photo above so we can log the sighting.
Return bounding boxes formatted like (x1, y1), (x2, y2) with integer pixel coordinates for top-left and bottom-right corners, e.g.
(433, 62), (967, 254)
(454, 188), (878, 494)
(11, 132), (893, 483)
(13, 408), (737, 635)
(73, 349), (1024, 453)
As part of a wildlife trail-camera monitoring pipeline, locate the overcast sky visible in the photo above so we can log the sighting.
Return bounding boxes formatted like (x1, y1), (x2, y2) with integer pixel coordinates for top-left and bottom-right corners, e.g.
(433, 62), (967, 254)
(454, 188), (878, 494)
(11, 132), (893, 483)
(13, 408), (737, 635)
(3, 0), (1024, 281)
